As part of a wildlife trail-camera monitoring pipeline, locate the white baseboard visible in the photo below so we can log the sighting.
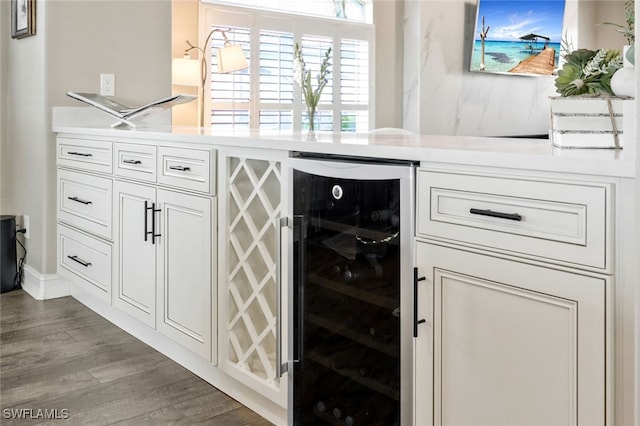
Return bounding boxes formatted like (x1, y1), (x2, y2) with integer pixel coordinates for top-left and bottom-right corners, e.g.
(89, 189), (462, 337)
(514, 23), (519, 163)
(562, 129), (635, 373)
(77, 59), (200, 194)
(21, 265), (71, 300)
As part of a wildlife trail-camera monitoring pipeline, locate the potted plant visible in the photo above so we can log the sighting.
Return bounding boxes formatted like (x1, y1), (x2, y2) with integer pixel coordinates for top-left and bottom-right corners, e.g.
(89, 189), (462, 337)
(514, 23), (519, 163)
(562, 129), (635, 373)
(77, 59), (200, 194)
(601, 0), (635, 48)
(293, 43), (332, 132)
(551, 48), (625, 148)
(601, 0), (635, 96)
(554, 48), (622, 96)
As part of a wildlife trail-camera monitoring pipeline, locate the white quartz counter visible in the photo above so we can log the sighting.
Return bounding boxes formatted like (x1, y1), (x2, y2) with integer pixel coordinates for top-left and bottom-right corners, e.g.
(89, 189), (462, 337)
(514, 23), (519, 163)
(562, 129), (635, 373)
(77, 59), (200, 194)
(52, 107), (636, 178)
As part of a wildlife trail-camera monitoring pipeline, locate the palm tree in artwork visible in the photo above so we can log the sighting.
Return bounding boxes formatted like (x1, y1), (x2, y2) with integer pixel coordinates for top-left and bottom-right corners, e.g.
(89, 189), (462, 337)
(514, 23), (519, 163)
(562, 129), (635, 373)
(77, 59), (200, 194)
(479, 16), (490, 71)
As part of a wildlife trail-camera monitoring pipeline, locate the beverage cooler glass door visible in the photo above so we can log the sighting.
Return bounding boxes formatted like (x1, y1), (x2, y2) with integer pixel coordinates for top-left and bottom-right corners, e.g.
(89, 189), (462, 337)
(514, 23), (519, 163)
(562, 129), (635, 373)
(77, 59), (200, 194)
(284, 156), (415, 426)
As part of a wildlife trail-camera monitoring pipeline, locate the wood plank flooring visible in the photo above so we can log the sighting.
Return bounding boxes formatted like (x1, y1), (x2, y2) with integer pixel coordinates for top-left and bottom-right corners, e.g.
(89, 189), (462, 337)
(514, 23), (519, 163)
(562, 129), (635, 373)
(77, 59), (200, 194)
(0, 290), (273, 425)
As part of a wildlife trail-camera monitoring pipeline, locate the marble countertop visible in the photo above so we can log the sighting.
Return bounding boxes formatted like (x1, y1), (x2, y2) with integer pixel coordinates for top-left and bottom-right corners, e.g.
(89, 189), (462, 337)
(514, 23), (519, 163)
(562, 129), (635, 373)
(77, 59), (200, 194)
(52, 107), (636, 178)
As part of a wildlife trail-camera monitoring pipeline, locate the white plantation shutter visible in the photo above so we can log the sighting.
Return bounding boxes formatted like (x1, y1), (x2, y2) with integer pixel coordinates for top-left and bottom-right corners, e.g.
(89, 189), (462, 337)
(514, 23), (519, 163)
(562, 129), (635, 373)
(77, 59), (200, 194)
(259, 31), (294, 104)
(340, 39), (368, 105)
(259, 110), (293, 130)
(204, 4), (373, 133)
(339, 38), (369, 131)
(258, 30), (294, 130)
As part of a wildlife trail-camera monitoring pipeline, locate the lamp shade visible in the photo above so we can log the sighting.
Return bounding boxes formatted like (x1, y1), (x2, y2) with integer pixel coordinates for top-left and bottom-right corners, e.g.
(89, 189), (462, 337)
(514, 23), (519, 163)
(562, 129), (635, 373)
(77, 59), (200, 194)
(217, 44), (249, 74)
(172, 56), (200, 86)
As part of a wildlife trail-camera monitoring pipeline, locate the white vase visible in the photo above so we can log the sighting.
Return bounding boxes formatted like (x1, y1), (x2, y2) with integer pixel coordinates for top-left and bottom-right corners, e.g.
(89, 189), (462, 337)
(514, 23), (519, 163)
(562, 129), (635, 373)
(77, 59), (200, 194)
(611, 45), (635, 97)
(611, 67), (635, 97)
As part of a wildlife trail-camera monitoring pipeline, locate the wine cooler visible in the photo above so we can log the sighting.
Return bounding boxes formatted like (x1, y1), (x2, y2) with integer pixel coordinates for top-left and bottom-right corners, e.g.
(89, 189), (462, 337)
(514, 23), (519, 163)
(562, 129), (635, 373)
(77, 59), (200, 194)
(283, 154), (416, 425)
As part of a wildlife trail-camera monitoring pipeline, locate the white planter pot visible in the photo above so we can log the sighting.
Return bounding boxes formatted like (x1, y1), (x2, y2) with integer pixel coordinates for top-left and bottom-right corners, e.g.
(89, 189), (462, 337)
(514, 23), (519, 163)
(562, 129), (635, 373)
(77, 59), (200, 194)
(611, 67), (636, 97)
(549, 96), (627, 149)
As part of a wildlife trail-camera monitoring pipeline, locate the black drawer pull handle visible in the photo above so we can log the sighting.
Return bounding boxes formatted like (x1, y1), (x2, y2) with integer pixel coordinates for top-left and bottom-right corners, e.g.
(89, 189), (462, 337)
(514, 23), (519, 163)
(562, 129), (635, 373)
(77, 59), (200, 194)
(68, 151), (93, 157)
(469, 208), (522, 222)
(67, 255), (92, 267)
(68, 196), (93, 205)
(123, 159), (142, 165)
(168, 165), (191, 172)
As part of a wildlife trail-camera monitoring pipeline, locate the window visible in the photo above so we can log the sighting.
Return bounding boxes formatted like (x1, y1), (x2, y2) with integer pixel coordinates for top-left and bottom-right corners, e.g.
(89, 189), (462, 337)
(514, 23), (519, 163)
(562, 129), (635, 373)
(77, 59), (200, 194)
(206, 0), (371, 22)
(203, 3), (373, 133)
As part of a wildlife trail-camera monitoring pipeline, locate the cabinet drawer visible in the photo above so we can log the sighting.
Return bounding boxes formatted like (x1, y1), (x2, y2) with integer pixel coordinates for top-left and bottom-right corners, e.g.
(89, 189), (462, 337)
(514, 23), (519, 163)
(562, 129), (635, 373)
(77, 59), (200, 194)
(59, 225), (112, 301)
(417, 170), (611, 270)
(115, 142), (157, 182)
(58, 169), (112, 239)
(58, 137), (113, 174)
(157, 146), (214, 194)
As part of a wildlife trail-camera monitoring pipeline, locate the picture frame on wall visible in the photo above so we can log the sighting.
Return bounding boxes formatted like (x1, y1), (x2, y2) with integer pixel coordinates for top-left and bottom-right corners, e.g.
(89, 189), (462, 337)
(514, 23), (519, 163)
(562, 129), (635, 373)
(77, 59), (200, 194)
(470, 0), (566, 76)
(11, 0), (36, 39)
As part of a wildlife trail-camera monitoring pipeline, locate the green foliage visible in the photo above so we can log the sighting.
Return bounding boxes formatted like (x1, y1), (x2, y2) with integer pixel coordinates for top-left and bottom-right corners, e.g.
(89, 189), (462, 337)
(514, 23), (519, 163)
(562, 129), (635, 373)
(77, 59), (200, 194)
(293, 43), (332, 130)
(601, 0), (635, 44)
(555, 48), (623, 96)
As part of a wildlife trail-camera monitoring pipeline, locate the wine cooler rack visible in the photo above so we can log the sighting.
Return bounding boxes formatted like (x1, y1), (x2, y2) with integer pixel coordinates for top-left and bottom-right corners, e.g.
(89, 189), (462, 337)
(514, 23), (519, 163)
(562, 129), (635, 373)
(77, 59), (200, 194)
(294, 170), (401, 426)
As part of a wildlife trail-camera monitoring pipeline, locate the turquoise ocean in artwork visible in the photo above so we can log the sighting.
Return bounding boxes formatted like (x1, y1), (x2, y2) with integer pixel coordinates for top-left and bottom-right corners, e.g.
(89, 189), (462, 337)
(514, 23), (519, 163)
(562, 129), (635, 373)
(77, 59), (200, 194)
(471, 40), (561, 73)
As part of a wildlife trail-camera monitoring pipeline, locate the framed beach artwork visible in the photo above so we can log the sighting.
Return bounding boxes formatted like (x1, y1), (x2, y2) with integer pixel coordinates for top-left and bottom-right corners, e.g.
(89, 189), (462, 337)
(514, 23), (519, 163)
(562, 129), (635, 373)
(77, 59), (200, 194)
(11, 0), (36, 39)
(470, 0), (566, 75)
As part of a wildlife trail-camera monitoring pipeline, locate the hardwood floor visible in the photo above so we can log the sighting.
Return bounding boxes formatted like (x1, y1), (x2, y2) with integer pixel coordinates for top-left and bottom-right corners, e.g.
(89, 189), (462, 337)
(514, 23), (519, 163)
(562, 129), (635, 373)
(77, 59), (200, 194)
(0, 290), (273, 425)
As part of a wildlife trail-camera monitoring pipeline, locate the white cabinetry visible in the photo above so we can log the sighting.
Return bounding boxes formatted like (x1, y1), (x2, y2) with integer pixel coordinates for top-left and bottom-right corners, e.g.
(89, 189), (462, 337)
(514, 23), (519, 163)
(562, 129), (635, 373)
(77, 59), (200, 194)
(57, 136), (114, 303)
(414, 167), (612, 426)
(113, 180), (157, 327)
(112, 142), (216, 361)
(217, 147), (288, 406)
(58, 136), (216, 362)
(157, 189), (214, 362)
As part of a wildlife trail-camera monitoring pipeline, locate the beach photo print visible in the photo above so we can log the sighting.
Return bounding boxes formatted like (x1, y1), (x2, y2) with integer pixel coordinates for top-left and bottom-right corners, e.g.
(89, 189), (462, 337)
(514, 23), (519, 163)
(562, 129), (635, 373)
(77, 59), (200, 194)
(471, 0), (566, 75)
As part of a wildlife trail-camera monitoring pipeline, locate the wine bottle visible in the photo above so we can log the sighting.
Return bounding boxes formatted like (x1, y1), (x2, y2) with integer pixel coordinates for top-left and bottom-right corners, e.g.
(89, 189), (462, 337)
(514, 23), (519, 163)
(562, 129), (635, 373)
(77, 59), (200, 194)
(357, 352), (396, 380)
(343, 264), (379, 283)
(327, 264), (342, 278)
(343, 266), (361, 283)
(367, 314), (399, 343)
(343, 398), (398, 426)
(331, 344), (367, 370)
(332, 397), (361, 420)
(370, 209), (394, 222)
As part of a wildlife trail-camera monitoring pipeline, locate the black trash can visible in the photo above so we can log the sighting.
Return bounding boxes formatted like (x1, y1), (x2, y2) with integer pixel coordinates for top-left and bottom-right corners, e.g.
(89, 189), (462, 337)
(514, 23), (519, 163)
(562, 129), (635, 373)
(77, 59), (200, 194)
(1, 215), (18, 293)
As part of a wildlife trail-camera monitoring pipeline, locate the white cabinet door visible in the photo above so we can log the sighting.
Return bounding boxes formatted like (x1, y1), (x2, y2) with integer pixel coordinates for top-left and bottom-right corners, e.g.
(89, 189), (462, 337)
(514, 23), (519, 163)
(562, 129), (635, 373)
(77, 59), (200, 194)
(218, 148), (288, 407)
(157, 189), (215, 362)
(415, 241), (607, 426)
(113, 180), (157, 327)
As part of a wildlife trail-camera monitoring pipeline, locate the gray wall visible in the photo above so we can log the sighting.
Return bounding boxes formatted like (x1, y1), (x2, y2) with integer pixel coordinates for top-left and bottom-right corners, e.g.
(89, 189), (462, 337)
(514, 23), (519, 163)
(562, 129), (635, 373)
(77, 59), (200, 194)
(0, 0), (8, 213)
(1, 0), (171, 277)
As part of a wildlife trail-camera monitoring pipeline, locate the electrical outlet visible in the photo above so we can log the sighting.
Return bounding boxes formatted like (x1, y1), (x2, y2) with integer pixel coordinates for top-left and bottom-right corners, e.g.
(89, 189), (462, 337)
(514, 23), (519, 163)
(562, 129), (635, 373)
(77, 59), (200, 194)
(100, 73), (115, 96)
(23, 215), (29, 239)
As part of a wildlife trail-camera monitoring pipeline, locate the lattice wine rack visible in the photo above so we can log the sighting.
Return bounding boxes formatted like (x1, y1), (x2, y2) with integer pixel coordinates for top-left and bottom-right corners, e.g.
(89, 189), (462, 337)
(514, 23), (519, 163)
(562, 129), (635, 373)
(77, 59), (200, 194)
(226, 156), (283, 389)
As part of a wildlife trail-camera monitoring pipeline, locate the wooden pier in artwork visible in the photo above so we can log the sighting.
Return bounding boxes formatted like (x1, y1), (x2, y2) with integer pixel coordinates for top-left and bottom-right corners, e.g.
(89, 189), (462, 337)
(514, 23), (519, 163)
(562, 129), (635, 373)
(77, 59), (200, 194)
(509, 47), (556, 75)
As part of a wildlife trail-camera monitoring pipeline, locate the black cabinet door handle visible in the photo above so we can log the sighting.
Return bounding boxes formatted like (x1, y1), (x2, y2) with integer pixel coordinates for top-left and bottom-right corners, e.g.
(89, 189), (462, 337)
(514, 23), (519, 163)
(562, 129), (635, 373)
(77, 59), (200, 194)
(67, 196), (92, 205)
(68, 151), (92, 157)
(469, 208), (522, 222)
(67, 255), (92, 267)
(144, 201), (161, 244)
(413, 267), (426, 338)
(168, 165), (191, 172)
(123, 159), (142, 165)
